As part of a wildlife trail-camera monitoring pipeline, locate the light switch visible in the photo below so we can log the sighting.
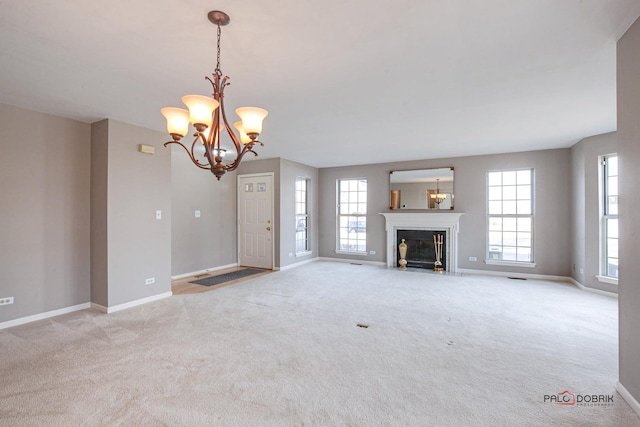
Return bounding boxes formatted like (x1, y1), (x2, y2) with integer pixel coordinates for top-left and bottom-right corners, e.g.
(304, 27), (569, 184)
(156, 210), (162, 220)
(195, 210), (201, 218)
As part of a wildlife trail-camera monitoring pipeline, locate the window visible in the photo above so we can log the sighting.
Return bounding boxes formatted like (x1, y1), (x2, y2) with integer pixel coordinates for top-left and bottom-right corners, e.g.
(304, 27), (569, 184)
(487, 169), (534, 265)
(337, 178), (367, 253)
(601, 155), (618, 279)
(295, 178), (309, 255)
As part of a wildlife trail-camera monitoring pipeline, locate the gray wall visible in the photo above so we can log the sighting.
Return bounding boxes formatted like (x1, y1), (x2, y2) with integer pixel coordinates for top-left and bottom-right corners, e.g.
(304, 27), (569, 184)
(0, 104), (91, 322)
(170, 145), (237, 276)
(570, 132), (617, 292)
(90, 120), (109, 307)
(618, 16), (640, 408)
(91, 119), (172, 307)
(319, 148), (572, 276)
(279, 158), (319, 268)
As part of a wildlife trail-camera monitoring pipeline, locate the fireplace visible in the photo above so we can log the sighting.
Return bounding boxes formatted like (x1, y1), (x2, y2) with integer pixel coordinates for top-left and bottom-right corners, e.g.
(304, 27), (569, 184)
(380, 212), (464, 272)
(397, 229), (447, 270)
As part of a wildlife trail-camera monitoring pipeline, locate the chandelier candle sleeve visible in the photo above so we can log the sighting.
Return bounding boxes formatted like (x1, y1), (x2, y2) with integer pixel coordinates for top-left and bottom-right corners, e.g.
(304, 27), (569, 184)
(160, 10), (268, 181)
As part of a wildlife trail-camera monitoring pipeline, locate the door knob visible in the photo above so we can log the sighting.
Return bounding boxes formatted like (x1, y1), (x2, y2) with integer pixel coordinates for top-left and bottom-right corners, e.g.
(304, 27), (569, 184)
(266, 227), (271, 231)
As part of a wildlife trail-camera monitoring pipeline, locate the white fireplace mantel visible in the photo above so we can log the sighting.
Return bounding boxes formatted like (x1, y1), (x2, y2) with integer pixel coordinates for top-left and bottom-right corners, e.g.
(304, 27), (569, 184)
(379, 212), (465, 272)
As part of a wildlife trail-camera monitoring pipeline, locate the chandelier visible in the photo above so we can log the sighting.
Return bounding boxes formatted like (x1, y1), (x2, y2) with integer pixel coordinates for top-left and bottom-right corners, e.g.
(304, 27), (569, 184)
(430, 179), (447, 205)
(160, 11), (268, 180)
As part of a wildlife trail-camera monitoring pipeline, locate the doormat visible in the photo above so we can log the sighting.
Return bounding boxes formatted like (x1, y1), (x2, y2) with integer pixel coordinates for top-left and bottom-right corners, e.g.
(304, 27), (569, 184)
(189, 269), (266, 287)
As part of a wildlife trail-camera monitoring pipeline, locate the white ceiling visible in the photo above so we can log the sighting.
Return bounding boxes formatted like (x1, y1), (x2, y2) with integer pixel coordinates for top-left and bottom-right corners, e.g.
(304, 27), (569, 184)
(1, 1), (639, 168)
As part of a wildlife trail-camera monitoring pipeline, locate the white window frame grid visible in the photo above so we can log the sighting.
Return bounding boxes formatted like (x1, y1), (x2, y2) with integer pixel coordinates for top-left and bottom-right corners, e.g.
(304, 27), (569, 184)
(295, 178), (311, 256)
(336, 178), (367, 254)
(598, 154), (618, 284)
(485, 168), (535, 268)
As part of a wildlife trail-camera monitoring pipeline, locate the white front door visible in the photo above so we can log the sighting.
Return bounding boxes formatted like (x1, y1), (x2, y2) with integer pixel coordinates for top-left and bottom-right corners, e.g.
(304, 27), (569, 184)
(238, 174), (273, 269)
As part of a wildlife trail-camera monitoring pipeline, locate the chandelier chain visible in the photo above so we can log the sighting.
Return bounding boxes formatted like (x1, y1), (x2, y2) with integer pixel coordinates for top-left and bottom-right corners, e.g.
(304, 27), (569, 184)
(216, 24), (222, 73)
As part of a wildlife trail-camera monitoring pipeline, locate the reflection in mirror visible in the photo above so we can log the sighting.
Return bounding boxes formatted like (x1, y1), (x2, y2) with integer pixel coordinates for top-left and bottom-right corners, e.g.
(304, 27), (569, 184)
(389, 167), (454, 210)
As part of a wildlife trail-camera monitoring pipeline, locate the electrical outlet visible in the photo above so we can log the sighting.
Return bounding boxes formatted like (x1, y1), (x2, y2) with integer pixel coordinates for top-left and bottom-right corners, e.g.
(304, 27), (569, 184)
(0, 297), (14, 306)
(369, 250), (376, 255)
(579, 268), (584, 275)
(469, 256), (477, 262)
(195, 210), (201, 218)
(145, 278), (155, 285)
(156, 210), (162, 220)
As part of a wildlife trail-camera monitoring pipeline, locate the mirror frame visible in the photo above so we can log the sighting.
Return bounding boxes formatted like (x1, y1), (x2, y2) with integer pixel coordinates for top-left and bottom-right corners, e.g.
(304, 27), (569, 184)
(389, 167), (454, 210)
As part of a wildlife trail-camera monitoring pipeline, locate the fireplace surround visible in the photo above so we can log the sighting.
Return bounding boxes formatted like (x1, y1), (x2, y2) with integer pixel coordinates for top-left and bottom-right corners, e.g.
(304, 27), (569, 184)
(380, 212), (464, 272)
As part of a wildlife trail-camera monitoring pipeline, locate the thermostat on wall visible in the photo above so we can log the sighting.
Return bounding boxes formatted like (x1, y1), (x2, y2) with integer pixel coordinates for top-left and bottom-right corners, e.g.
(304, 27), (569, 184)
(139, 144), (155, 154)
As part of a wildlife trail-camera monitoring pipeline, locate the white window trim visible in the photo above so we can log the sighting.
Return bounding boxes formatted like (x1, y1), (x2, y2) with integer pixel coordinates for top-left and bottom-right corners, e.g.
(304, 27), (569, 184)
(596, 275), (618, 285)
(295, 177), (310, 255)
(335, 250), (368, 256)
(599, 154), (618, 281)
(486, 168), (535, 265)
(485, 260), (536, 268)
(336, 178), (368, 254)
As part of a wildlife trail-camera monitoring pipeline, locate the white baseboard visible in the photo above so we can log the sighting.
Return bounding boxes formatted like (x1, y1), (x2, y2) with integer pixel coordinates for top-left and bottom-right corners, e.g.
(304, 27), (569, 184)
(171, 263), (238, 280)
(0, 302), (91, 330)
(91, 292), (173, 314)
(458, 268), (568, 282)
(459, 269), (619, 298)
(569, 278), (618, 298)
(617, 381), (640, 418)
(318, 257), (386, 267)
(276, 257), (319, 271)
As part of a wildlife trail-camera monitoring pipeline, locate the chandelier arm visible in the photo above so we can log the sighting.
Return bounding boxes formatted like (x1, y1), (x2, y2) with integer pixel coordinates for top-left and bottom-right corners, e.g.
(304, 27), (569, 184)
(218, 90), (242, 156)
(223, 142), (261, 172)
(163, 140), (211, 170)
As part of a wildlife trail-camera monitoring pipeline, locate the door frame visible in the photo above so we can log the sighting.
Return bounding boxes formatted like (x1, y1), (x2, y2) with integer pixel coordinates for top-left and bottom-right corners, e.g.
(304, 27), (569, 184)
(237, 172), (275, 270)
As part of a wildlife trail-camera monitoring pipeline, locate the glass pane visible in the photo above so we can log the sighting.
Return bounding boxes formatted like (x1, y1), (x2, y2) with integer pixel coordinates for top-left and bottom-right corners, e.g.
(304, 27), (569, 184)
(349, 180), (358, 191)
(488, 187), (502, 200)
(608, 238), (618, 258)
(517, 247), (531, 262)
(503, 186), (517, 200)
(358, 180), (367, 191)
(517, 185), (531, 200)
(517, 217), (531, 232)
(503, 232), (517, 246)
(488, 172), (502, 186)
(608, 196), (618, 215)
(503, 217), (517, 231)
(607, 218), (618, 239)
(607, 259), (619, 278)
(517, 169), (531, 185)
(608, 156), (618, 176)
(488, 217), (502, 231)
(517, 232), (531, 247)
(503, 171), (516, 185)
(503, 247), (517, 261)
(503, 201), (517, 214)
(489, 231), (502, 245)
(517, 200), (531, 215)
(489, 201), (502, 215)
(608, 176), (618, 196)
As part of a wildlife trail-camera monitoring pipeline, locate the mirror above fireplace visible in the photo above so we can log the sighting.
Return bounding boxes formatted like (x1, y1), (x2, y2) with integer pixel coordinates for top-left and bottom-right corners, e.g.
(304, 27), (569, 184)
(389, 167), (454, 210)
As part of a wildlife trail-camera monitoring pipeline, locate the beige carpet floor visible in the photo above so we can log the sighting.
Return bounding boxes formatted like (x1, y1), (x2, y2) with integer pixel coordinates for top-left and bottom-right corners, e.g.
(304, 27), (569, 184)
(1, 261), (638, 426)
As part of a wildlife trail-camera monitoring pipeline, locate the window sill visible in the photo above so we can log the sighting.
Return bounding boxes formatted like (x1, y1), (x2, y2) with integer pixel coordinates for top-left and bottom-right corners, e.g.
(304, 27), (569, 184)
(295, 251), (312, 258)
(484, 260), (536, 268)
(596, 275), (618, 285)
(335, 250), (368, 256)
